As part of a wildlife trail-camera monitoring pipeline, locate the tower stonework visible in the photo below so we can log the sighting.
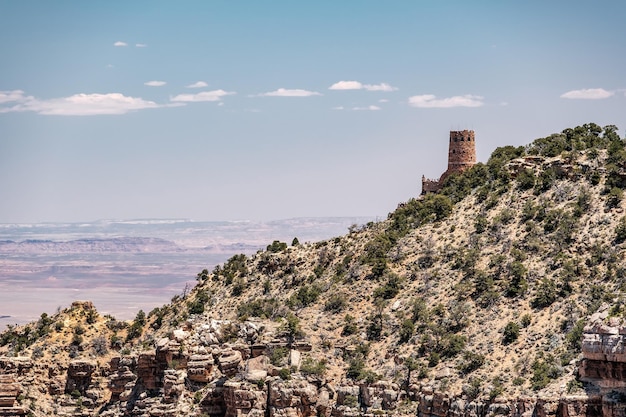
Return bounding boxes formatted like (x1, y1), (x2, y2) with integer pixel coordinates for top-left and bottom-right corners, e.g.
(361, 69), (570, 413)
(421, 130), (476, 194)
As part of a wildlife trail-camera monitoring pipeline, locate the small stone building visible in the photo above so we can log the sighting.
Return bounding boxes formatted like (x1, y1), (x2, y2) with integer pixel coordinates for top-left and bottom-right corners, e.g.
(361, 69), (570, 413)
(421, 130), (476, 194)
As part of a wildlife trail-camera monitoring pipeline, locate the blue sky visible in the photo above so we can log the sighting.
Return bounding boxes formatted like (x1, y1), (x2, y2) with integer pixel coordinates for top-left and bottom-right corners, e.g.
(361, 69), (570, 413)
(1, 1), (625, 223)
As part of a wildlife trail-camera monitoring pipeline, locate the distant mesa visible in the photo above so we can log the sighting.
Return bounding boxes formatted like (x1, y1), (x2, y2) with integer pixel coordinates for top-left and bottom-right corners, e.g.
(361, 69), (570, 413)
(422, 129), (476, 194)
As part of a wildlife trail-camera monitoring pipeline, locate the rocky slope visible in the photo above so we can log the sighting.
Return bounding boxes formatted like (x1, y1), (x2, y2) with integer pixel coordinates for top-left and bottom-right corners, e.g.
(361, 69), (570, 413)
(2, 123), (626, 416)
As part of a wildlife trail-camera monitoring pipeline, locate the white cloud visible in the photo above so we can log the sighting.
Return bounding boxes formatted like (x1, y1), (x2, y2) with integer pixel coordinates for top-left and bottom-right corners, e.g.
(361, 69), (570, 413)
(378, 99), (389, 103)
(143, 80), (167, 87)
(259, 88), (322, 97)
(329, 80), (398, 92)
(332, 104), (380, 111)
(144, 80), (167, 87)
(135, 43), (147, 48)
(186, 81), (209, 89)
(329, 81), (363, 90)
(114, 41), (127, 47)
(0, 92), (167, 116)
(0, 90), (29, 104)
(560, 88), (614, 100)
(364, 83), (397, 92)
(170, 89), (235, 102)
(408, 94), (484, 108)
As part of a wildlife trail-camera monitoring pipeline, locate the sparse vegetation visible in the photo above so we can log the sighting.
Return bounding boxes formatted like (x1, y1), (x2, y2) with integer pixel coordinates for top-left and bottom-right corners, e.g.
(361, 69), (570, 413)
(2, 123), (626, 413)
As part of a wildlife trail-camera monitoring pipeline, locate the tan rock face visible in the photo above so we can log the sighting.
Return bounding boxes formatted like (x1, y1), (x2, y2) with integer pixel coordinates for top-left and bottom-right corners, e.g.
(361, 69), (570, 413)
(580, 322), (626, 389)
(64, 360), (96, 395)
(223, 380), (266, 417)
(0, 375), (20, 407)
(163, 369), (185, 403)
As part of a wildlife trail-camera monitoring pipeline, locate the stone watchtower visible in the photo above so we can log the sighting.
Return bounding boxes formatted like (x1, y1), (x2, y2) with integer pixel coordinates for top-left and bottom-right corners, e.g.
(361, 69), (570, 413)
(421, 130), (476, 194)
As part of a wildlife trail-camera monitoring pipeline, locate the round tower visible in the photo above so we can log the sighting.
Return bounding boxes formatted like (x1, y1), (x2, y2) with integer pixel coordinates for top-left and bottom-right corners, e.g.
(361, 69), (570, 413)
(447, 130), (476, 174)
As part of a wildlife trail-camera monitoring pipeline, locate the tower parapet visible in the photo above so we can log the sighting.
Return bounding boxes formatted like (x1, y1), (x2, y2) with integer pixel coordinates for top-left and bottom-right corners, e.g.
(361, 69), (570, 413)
(421, 130), (476, 194)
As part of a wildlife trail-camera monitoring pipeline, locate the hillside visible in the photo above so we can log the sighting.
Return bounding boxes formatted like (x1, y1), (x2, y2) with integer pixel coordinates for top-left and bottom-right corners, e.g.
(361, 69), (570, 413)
(1, 123), (626, 417)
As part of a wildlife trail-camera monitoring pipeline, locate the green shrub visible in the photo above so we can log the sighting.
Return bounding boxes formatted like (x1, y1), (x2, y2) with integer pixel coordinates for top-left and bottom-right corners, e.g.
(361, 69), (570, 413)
(531, 278), (557, 308)
(366, 317), (383, 341)
(281, 313), (304, 342)
(269, 347), (289, 366)
(502, 321), (520, 345)
(517, 169), (535, 190)
(398, 319), (414, 344)
(427, 351), (440, 367)
(267, 240), (287, 253)
(188, 290), (210, 315)
(288, 284), (322, 308)
(565, 319), (585, 352)
(411, 298), (429, 323)
(343, 394), (358, 408)
(458, 351), (485, 374)
(531, 354), (561, 390)
(373, 272), (402, 300)
(231, 278), (246, 296)
(346, 357), (365, 380)
(300, 357), (327, 376)
(607, 187), (623, 209)
(278, 367), (291, 380)
(341, 315), (358, 336)
(616, 217), (626, 243)
(324, 293), (347, 313)
(237, 298), (281, 319)
(441, 334), (466, 358)
(506, 261), (528, 297)
(464, 377), (482, 401)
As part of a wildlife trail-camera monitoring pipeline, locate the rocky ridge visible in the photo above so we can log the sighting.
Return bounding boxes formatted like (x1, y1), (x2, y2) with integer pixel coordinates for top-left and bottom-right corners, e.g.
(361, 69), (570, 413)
(2, 123), (626, 416)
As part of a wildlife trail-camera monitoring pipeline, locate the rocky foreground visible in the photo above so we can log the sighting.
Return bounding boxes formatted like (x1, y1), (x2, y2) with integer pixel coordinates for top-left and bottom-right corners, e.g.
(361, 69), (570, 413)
(0, 301), (625, 417)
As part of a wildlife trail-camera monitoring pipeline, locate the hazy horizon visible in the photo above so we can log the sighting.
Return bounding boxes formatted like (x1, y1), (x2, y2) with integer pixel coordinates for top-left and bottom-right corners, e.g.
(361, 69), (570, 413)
(0, 216), (375, 325)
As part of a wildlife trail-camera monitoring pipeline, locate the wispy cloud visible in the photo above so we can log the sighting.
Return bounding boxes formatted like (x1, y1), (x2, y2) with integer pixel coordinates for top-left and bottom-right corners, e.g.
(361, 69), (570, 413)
(0, 90), (170, 116)
(364, 83), (397, 92)
(332, 104), (381, 111)
(113, 41), (127, 47)
(144, 80), (167, 87)
(258, 88), (322, 97)
(135, 43), (147, 48)
(170, 89), (235, 102)
(329, 80), (398, 92)
(0, 90), (29, 104)
(186, 81), (209, 89)
(560, 88), (614, 100)
(408, 94), (484, 108)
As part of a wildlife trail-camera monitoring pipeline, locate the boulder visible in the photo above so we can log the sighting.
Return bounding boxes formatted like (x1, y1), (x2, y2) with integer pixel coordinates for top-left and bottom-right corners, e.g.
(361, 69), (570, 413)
(187, 354), (215, 383)
(218, 349), (242, 377)
(245, 355), (269, 382)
